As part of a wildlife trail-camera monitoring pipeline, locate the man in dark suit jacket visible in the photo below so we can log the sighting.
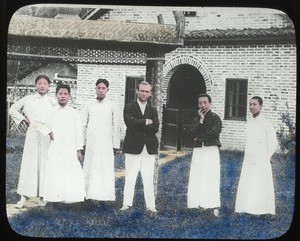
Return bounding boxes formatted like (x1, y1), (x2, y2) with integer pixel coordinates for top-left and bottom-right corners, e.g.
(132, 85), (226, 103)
(120, 81), (159, 213)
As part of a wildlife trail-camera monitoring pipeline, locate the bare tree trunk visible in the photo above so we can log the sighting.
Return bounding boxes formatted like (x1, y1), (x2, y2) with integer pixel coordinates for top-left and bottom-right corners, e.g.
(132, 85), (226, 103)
(145, 11), (184, 198)
(172, 11), (185, 40)
(146, 54), (164, 197)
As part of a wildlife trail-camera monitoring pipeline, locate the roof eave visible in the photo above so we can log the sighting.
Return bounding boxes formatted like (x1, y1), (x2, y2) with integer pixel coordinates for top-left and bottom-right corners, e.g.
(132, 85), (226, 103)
(185, 36), (296, 45)
(8, 15), (183, 47)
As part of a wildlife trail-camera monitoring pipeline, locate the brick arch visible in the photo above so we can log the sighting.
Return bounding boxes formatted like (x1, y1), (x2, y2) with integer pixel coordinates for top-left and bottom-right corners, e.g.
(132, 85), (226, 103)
(162, 55), (213, 104)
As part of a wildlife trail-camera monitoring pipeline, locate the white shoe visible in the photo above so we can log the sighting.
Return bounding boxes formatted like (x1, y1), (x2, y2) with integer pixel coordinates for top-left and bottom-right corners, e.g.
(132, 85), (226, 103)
(14, 200), (26, 209)
(37, 200), (47, 207)
(120, 205), (130, 211)
(213, 208), (219, 217)
(147, 207), (158, 213)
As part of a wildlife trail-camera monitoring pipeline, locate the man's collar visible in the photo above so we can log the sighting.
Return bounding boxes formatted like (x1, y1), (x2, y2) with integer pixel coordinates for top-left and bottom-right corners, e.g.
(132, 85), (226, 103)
(203, 109), (211, 115)
(36, 93), (46, 98)
(96, 97), (106, 103)
(137, 99), (147, 106)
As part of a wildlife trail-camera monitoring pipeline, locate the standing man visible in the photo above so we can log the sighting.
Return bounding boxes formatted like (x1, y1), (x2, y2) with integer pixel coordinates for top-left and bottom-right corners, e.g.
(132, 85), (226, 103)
(187, 93), (222, 217)
(38, 84), (85, 204)
(9, 75), (57, 208)
(82, 79), (121, 202)
(235, 96), (278, 215)
(120, 81), (159, 213)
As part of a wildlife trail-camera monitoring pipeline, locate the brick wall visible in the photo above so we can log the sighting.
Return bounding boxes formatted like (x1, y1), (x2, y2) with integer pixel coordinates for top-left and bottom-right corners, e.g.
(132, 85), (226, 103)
(76, 64), (146, 138)
(100, 7), (293, 31)
(74, 41), (296, 151)
(100, 7), (176, 24)
(11, 7), (296, 151)
(184, 7), (293, 31)
(164, 43), (296, 150)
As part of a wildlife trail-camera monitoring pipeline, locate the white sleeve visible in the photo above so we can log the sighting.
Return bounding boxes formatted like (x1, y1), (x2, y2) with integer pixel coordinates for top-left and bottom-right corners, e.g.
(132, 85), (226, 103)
(112, 102), (121, 149)
(266, 122), (278, 159)
(81, 103), (89, 146)
(37, 124), (52, 136)
(35, 107), (56, 136)
(74, 110), (84, 150)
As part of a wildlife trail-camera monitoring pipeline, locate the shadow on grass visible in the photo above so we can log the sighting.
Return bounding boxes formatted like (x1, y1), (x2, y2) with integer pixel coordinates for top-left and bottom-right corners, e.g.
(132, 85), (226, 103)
(6, 136), (295, 239)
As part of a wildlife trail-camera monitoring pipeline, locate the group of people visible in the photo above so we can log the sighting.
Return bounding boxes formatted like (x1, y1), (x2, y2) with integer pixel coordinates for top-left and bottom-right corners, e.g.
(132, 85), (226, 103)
(9, 74), (278, 217)
(187, 94), (278, 216)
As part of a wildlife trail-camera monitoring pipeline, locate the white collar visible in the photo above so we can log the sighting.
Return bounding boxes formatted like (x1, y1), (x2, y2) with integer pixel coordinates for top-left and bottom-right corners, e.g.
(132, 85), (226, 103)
(137, 99), (147, 106)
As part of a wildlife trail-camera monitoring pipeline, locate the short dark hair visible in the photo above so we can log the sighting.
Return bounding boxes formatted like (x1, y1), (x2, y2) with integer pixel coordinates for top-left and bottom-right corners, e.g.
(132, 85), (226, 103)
(35, 75), (51, 84)
(198, 93), (212, 103)
(95, 79), (109, 88)
(56, 84), (71, 94)
(251, 96), (263, 105)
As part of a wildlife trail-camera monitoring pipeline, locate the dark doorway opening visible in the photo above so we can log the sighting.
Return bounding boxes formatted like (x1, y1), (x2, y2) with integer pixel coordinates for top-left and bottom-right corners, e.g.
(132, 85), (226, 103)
(162, 64), (206, 151)
(168, 64), (206, 109)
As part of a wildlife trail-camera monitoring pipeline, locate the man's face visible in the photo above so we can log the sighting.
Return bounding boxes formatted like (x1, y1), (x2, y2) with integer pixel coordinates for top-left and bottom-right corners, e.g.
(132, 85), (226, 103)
(198, 96), (211, 113)
(56, 88), (70, 106)
(136, 84), (152, 102)
(249, 99), (262, 116)
(95, 83), (109, 100)
(35, 78), (50, 95)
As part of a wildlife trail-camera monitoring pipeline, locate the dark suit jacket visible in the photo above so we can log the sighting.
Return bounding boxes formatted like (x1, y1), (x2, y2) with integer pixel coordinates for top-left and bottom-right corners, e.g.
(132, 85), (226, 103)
(123, 101), (159, 154)
(190, 110), (222, 148)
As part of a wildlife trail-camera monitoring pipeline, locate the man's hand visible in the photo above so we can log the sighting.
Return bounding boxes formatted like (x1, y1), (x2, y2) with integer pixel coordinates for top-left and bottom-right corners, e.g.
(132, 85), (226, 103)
(146, 119), (153, 125)
(198, 109), (205, 124)
(77, 150), (83, 161)
(49, 132), (54, 141)
(23, 118), (30, 126)
(114, 148), (122, 155)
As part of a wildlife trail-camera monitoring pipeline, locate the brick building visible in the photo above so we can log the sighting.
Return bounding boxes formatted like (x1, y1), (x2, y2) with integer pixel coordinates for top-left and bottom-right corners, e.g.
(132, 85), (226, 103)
(7, 5), (296, 151)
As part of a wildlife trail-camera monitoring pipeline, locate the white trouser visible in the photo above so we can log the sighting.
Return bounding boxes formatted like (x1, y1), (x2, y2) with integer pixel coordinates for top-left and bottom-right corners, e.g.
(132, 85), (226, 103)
(123, 146), (156, 209)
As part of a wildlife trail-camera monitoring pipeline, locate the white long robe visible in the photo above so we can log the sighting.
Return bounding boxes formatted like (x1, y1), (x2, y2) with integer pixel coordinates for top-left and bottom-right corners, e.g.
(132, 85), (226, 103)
(82, 98), (120, 201)
(39, 105), (85, 202)
(235, 114), (278, 215)
(9, 93), (56, 197)
(187, 146), (221, 209)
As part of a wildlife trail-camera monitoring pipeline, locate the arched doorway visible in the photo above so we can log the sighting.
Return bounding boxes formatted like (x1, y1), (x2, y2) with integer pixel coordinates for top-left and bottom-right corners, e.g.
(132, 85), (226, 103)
(168, 64), (206, 109)
(162, 64), (206, 150)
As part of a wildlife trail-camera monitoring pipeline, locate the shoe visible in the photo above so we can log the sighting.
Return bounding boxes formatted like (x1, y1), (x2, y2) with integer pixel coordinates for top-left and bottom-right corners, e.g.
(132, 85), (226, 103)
(37, 200), (47, 207)
(147, 207), (158, 213)
(14, 200), (26, 209)
(213, 208), (219, 217)
(120, 205), (130, 211)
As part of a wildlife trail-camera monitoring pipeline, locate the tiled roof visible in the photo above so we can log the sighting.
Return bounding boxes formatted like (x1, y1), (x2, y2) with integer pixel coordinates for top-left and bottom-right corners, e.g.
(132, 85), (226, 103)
(8, 15), (182, 46)
(185, 27), (295, 41)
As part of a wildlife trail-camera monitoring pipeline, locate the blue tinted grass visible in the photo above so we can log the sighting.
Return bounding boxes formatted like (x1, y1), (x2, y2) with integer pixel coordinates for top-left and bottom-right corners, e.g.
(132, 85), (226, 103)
(6, 137), (295, 239)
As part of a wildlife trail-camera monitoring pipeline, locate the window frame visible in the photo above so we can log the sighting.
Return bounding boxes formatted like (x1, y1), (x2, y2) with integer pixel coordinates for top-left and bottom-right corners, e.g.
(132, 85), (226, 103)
(224, 78), (248, 121)
(124, 76), (144, 105)
(184, 11), (197, 17)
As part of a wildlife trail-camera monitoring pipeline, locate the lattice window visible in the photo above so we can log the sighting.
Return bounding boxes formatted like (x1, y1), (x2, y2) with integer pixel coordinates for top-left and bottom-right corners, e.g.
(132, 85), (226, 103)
(184, 11), (196, 17)
(8, 39), (147, 64)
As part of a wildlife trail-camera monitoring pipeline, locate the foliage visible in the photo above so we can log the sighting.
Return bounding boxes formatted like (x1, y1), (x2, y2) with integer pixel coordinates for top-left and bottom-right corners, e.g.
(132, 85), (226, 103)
(276, 103), (296, 156)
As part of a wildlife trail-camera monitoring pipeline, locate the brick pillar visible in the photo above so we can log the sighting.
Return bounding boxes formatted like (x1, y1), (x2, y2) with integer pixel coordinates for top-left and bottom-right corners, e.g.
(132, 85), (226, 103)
(146, 52), (165, 197)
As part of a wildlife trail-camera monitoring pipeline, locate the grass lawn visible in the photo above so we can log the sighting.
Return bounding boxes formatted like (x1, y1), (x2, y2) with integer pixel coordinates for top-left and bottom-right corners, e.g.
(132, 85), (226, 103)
(5, 136), (296, 239)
